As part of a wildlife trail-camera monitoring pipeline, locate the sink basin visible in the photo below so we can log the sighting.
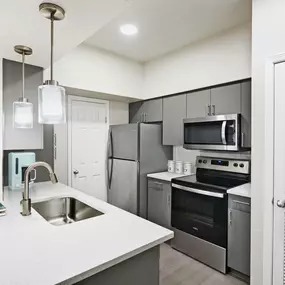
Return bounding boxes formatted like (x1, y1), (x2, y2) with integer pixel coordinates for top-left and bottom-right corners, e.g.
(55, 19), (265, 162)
(32, 197), (104, 226)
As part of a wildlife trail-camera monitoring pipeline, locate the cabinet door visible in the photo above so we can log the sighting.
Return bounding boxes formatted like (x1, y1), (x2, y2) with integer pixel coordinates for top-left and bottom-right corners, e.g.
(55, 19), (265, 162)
(129, 101), (143, 123)
(141, 99), (163, 122)
(241, 81), (251, 148)
(3, 59), (43, 150)
(228, 208), (251, 276)
(148, 179), (171, 228)
(163, 94), (186, 145)
(211, 83), (241, 115)
(187, 89), (211, 118)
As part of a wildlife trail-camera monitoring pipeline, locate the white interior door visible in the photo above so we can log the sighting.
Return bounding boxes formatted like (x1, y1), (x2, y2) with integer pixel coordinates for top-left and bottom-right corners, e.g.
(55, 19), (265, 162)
(69, 97), (108, 201)
(273, 61), (285, 285)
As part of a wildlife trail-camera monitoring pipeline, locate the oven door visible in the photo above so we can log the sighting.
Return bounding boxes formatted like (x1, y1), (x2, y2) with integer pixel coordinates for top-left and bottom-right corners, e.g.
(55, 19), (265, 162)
(171, 183), (228, 248)
(183, 114), (240, 151)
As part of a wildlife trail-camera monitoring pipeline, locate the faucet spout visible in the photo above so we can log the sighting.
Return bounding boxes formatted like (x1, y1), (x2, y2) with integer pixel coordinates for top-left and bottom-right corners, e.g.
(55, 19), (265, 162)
(21, 161), (58, 216)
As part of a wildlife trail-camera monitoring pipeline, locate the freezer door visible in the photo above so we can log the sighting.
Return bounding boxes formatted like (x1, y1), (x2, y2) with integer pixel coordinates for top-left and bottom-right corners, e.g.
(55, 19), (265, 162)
(110, 124), (139, 161)
(108, 158), (139, 215)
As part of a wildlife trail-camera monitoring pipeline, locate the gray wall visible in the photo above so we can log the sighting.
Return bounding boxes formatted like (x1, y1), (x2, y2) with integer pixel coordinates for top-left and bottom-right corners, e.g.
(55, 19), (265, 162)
(3, 125), (54, 186)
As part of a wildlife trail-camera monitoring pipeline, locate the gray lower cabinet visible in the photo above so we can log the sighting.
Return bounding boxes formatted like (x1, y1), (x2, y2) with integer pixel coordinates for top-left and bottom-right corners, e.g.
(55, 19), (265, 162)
(129, 99), (162, 123)
(187, 89), (211, 118)
(3, 59), (44, 150)
(210, 83), (241, 115)
(163, 94), (186, 145)
(147, 178), (171, 229)
(228, 194), (251, 276)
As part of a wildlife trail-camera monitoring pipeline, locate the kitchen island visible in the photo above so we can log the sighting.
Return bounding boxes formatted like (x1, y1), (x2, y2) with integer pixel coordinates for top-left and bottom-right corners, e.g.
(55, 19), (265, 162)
(0, 182), (173, 285)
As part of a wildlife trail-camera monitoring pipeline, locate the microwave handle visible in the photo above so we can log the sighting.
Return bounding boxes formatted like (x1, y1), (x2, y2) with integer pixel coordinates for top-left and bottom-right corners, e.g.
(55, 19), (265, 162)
(221, 121), (227, 145)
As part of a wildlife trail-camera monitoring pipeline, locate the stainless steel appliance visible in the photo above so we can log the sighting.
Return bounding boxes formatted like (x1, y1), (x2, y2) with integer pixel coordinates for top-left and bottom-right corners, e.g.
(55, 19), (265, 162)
(171, 156), (250, 273)
(183, 114), (243, 151)
(107, 123), (172, 218)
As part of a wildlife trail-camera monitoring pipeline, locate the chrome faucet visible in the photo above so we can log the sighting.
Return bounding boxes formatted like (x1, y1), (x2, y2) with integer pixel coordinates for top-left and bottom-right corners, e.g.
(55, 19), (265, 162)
(21, 161), (58, 216)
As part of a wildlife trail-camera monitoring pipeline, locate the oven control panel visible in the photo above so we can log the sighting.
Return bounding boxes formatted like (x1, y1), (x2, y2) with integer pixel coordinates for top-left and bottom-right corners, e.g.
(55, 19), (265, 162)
(196, 156), (250, 174)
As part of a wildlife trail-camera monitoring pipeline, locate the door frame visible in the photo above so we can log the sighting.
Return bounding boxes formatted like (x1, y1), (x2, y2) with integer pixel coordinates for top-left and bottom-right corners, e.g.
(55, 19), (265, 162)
(53, 95), (109, 188)
(263, 53), (285, 285)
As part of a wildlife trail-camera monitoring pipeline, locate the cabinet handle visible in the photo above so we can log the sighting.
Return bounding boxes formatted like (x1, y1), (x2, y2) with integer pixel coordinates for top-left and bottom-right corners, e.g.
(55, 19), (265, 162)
(212, 105), (215, 115)
(145, 113), (147, 122)
(153, 182), (163, 186)
(233, 200), (250, 207)
(241, 133), (245, 148)
(229, 210), (232, 226)
(207, 105), (211, 116)
(167, 195), (171, 206)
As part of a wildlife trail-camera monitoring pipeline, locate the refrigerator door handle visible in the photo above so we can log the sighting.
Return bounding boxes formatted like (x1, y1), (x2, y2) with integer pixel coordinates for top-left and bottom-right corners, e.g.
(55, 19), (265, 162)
(106, 129), (110, 190)
(109, 130), (114, 189)
(106, 129), (114, 190)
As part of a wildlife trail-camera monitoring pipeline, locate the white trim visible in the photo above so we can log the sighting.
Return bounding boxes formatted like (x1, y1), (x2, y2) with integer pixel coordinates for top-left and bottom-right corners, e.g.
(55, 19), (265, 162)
(67, 95), (109, 187)
(263, 52), (285, 285)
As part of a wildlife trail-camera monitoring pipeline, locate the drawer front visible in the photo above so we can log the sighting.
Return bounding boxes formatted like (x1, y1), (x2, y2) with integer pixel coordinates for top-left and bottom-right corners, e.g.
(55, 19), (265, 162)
(228, 195), (251, 213)
(148, 179), (164, 191)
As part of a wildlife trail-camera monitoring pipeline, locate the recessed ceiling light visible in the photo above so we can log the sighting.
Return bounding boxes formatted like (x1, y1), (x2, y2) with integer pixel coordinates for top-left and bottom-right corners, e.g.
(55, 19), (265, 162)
(120, 24), (138, 36)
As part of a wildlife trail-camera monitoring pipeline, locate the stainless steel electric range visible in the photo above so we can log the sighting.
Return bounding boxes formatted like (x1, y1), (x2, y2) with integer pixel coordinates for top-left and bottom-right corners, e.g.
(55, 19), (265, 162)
(171, 156), (250, 273)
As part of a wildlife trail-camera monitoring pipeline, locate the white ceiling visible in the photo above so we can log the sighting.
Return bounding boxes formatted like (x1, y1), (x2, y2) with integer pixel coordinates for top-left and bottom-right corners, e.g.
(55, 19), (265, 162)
(84, 0), (252, 62)
(0, 0), (133, 68)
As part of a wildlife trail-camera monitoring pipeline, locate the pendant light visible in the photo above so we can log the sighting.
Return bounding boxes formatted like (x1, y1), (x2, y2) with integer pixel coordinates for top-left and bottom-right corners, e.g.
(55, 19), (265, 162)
(38, 3), (66, 124)
(13, 45), (33, 129)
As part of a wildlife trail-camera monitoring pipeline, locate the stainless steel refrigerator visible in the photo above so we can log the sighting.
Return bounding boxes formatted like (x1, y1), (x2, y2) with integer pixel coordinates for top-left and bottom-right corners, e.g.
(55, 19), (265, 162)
(107, 123), (172, 218)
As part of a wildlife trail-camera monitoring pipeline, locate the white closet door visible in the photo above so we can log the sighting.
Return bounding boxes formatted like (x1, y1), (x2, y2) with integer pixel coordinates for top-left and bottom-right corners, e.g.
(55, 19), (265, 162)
(273, 61), (285, 285)
(69, 98), (108, 201)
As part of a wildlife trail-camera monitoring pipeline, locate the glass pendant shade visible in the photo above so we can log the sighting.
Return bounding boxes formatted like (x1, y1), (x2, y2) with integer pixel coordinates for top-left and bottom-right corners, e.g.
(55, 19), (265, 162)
(13, 100), (33, 129)
(38, 84), (66, 124)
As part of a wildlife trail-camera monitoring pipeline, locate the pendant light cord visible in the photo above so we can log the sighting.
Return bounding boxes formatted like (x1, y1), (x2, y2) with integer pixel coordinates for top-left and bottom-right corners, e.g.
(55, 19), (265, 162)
(22, 52), (25, 100)
(50, 12), (55, 81)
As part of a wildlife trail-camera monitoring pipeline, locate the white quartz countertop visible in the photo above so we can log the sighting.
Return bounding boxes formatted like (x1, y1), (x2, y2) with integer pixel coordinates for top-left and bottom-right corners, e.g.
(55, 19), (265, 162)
(147, 171), (189, 182)
(0, 182), (173, 285)
(227, 183), (251, 198)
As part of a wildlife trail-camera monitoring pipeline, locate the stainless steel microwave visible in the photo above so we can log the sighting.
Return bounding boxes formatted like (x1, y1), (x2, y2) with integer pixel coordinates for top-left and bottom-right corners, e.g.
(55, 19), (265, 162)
(183, 114), (241, 151)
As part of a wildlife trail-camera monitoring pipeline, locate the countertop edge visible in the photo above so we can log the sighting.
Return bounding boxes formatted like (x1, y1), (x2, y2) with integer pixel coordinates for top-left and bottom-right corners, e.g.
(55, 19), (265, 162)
(227, 183), (251, 199)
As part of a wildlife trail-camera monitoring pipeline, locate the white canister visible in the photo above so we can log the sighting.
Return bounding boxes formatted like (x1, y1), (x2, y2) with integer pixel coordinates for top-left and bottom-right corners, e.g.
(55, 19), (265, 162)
(183, 162), (192, 175)
(168, 160), (175, 173)
(175, 161), (183, 174)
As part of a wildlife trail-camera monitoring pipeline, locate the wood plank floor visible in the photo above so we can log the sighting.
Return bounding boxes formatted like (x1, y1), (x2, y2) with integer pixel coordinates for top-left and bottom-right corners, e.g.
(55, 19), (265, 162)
(160, 243), (248, 285)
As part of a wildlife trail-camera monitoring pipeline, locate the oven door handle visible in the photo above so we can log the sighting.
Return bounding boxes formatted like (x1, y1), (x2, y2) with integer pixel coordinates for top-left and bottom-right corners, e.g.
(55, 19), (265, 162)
(172, 183), (225, 199)
(221, 121), (227, 145)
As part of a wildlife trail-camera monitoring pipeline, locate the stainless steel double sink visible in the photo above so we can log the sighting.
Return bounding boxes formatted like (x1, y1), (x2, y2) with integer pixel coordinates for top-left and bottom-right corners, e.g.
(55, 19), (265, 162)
(32, 197), (104, 226)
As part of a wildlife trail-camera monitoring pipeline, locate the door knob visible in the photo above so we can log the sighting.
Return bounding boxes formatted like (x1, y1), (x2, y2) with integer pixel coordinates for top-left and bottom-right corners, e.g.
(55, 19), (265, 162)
(277, 200), (285, 208)
(73, 170), (79, 175)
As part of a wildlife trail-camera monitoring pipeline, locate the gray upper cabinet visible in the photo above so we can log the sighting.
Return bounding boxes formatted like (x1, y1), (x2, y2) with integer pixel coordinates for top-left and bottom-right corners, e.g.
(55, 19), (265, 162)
(129, 101), (143, 123)
(210, 83), (241, 115)
(241, 81), (251, 148)
(187, 89), (211, 118)
(141, 99), (162, 122)
(163, 94), (186, 145)
(129, 98), (162, 123)
(3, 59), (44, 150)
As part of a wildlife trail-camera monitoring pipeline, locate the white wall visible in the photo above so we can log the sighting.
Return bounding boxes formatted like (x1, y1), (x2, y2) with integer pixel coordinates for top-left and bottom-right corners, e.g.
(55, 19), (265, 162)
(45, 44), (144, 100)
(251, 1), (285, 285)
(144, 23), (251, 99)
